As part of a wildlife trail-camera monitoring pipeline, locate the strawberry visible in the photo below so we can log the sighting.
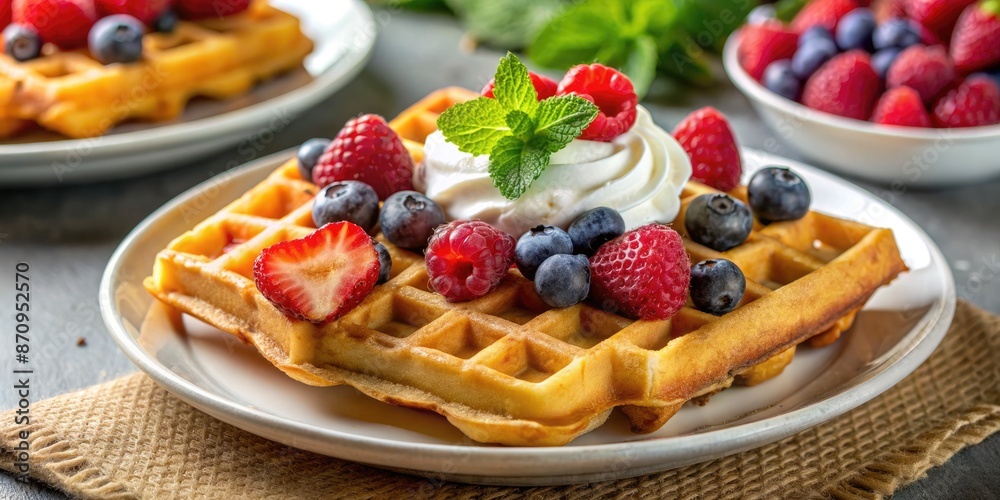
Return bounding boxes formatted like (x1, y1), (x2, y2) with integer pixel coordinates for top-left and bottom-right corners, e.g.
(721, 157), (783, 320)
(95, 0), (171, 25)
(950, 1), (1000, 73)
(253, 222), (380, 323)
(672, 107), (743, 192)
(737, 20), (799, 81)
(871, 86), (933, 126)
(791, 0), (860, 33)
(905, 0), (977, 42)
(802, 50), (881, 120)
(13, 0), (96, 50)
(932, 75), (1000, 127)
(425, 220), (516, 302)
(1, 1), (11, 30)
(556, 63), (638, 142)
(588, 224), (690, 321)
(482, 71), (558, 100)
(886, 45), (956, 103)
(312, 114), (414, 200)
(175, 0), (250, 20)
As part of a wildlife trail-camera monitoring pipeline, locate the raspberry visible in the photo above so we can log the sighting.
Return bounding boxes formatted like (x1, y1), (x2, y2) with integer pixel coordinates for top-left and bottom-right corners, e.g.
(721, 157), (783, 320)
(13, 0), (96, 50)
(672, 107), (743, 192)
(738, 20), (799, 81)
(792, 0), (859, 33)
(556, 63), (638, 142)
(425, 220), (516, 302)
(932, 75), (1000, 128)
(871, 86), (933, 127)
(886, 45), (955, 104)
(95, 0), (170, 25)
(802, 50), (881, 120)
(312, 114), (414, 200)
(588, 224), (690, 320)
(482, 71), (558, 100)
(175, 0), (250, 20)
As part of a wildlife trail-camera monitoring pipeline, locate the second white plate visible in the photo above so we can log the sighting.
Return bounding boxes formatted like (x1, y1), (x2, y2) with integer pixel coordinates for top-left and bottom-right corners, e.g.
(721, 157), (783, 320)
(0, 0), (375, 185)
(101, 148), (955, 486)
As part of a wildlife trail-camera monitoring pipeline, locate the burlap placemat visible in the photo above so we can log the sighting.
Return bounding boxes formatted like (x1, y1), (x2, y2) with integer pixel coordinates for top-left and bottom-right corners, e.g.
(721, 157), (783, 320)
(2, 301), (999, 499)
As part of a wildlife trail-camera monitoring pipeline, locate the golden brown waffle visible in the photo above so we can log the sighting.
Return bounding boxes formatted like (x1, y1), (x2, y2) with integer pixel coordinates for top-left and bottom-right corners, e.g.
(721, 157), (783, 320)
(144, 88), (907, 446)
(0, 1), (312, 139)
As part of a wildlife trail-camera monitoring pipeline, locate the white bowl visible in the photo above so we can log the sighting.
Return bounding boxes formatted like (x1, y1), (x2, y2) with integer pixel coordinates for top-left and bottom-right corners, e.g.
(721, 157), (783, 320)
(722, 29), (1000, 187)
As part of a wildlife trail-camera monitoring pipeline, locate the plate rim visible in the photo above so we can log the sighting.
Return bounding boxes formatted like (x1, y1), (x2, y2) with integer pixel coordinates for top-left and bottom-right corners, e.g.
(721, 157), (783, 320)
(100, 147), (957, 484)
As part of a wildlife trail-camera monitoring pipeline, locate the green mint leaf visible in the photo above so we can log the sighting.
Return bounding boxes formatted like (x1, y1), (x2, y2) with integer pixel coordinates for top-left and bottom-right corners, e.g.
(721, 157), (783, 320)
(436, 96), (509, 156)
(443, 0), (566, 49)
(488, 136), (551, 200)
(533, 95), (598, 152)
(494, 52), (539, 114)
(528, 1), (620, 70)
(622, 35), (657, 99)
(505, 110), (536, 141)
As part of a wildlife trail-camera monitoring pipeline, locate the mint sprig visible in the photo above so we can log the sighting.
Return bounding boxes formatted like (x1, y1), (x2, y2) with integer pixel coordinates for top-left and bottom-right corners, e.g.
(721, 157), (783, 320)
(437, 53), (598, 200)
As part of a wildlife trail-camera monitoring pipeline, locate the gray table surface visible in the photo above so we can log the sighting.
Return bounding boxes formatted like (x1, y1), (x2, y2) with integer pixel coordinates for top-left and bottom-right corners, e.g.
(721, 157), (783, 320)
(2, 10), (999, 500)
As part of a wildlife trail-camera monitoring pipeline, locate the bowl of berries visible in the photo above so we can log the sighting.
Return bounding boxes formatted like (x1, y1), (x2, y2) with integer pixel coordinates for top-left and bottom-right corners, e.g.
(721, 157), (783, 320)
(723, 0), (1000, 187)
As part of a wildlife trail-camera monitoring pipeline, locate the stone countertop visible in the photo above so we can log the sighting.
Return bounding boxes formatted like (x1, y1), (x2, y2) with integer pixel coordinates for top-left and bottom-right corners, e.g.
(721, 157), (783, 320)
(1, 10), (998, 499)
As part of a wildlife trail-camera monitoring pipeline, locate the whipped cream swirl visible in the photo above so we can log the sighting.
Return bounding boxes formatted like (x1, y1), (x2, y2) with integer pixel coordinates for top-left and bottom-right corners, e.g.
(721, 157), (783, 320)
(416, 106), (692, 237)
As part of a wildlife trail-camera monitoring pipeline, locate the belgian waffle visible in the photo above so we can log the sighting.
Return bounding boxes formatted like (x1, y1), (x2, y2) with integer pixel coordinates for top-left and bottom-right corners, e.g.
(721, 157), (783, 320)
(0, 1), (312, 139)
(144, 88), (907, 446)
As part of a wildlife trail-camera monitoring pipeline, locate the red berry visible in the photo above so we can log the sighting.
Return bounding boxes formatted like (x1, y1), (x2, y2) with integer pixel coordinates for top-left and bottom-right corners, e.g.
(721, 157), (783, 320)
(950, 1), (1000, 74)
(556, 63), (638, 142)
(425, 220), (515, 302)
(738, 21), (799, 81)
(932, 75), (1000, 127)
(792, 0), (860, 33)
(1, 1), (12, 30)
(312, 114), (414, 200)
(588, 224), (690, 321)
(253, 222), (380, 323)
(175, 0), (250, 20)
(481, 71), (558, 100)
(905, 0), (977, 43)
(13, 0), (96, 50)
(672, 107), (743, 192)
(802, 50), (881, 120)
(95, 0), (170, 25)
(886, 45), (956, 103)
(871, 86), (933, 127)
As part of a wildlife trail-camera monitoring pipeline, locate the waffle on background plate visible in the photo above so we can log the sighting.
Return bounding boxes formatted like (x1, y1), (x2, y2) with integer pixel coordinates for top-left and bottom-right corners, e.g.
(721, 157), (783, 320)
(144, 88), (908, 446)
(0, 1), (312, 139)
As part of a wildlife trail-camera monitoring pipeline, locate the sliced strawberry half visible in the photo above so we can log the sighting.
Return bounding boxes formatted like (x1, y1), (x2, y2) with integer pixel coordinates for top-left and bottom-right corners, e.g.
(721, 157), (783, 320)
(253, 222), (380, 323)
(557, 63), (638, 142)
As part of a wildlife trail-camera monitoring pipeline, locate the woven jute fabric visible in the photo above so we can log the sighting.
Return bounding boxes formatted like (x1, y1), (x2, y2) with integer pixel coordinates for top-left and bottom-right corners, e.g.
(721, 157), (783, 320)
(2, 301), (999, 500)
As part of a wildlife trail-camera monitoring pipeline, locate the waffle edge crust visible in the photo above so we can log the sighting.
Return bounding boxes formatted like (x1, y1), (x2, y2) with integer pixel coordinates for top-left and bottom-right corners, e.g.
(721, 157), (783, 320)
(143, 88), (907, 446)
(0, 1), (312, 139)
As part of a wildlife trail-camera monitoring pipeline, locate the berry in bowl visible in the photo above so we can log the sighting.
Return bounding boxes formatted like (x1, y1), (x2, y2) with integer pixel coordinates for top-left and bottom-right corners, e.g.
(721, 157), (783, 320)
(723, 0), (1000, 187)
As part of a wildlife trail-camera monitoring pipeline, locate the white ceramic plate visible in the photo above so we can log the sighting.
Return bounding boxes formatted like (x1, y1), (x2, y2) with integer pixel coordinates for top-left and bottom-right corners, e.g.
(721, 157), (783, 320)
(0, 0), (375, 186)
(723, 29), (1000, 187)
(101, 149), (955, 486)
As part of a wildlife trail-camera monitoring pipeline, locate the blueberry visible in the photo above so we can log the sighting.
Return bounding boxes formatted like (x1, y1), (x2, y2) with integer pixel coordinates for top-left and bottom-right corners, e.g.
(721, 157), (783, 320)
(534, 254), (591, 308)
(312, 181), (379, 231)
(791, 38), (838, 79)
(799, 26), (834, 48)
(871, 48), (903, 79)
(873, 18), (921, 51)
(747, 5), (776, 25)
(568, 207), (625, 256)
(297, 138), (331, 182)
(985, 68), (1000, 91)
(684, 194), (753, 251)
(747, 167), (811, 223)
(379, 191), (446, 250)
(3, 24), (42, 62)
(88, 15), (145, 65)
(690, 259), (746, 316)
(374, 242), (392, 284)
(153, 9), (179, 33)
(835, 8), (876, 51)
(515, 225), (574, 280)
(763, 60), (802, 101)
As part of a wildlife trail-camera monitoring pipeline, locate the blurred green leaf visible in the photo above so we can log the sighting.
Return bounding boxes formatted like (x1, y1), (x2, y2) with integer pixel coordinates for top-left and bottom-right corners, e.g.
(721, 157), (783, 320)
(775, 0), (810, 22)
(658, 33), (714, 86)
(445, 0), (569, 49)
(622, 35), (658, 98)
(675, 0), (758, 51)
(368, 0), (451, 12)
